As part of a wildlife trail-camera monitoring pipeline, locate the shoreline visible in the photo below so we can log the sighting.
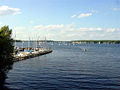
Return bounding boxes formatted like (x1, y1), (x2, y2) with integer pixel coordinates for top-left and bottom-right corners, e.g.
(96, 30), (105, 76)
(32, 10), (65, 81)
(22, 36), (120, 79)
(15, 40), (120, 44)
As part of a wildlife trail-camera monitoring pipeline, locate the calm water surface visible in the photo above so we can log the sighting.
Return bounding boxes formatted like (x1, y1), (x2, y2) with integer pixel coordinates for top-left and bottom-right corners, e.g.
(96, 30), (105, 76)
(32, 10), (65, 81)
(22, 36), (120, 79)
(5, 43), (120, 90)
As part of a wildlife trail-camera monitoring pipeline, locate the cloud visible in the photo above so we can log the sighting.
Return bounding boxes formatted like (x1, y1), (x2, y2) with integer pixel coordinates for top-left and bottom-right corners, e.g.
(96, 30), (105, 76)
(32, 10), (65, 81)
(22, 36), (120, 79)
(77, 27), (103, 31)
(47, 33), (56, 38)
(78, 13), (92, 18)
(89, 33), (105, 38)
(13, 27), (26, 31)
(66, 33), (78, 37)
(34, 24), (119, 33)
(15, 23), (120, 40)
(0, 22), (2, 24)
(71, 14), (76, 18)
(34, 24), (64, 30)
(113, 8), (119, 11)
(12, 26), (34, 40)
(71, 10), (96, 19)
(106, 28), (115, 32)
(71, 13), (92, 19)
(91, 10), (98, 13)
(116, 28), (120, 31)
(77, 27), (118, 33)
(30, 20), (34, 24)
(0, 6), (21, 16)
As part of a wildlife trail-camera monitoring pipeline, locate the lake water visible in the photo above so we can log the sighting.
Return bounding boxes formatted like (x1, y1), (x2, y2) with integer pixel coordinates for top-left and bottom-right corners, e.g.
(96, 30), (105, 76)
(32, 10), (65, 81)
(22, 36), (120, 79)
(5, 43), (120, 89)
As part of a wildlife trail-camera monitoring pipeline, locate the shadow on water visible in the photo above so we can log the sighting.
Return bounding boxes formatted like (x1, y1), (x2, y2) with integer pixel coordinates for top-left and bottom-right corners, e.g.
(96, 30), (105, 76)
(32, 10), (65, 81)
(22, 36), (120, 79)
(0, 58), (13, 90)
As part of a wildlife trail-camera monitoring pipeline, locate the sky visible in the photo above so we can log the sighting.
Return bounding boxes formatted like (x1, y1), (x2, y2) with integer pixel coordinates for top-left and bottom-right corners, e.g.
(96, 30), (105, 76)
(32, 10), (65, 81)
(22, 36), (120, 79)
(0, 0), (120, 41)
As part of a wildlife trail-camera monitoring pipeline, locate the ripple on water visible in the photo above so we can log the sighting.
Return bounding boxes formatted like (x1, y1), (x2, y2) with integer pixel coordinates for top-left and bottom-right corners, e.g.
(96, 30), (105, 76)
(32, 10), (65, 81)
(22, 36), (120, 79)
(5, 44), (120, 89)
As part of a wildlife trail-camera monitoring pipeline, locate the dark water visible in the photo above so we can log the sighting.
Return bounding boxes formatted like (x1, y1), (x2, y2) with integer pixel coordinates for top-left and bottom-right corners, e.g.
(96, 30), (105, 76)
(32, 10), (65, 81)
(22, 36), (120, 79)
(5, 43), (120, 90)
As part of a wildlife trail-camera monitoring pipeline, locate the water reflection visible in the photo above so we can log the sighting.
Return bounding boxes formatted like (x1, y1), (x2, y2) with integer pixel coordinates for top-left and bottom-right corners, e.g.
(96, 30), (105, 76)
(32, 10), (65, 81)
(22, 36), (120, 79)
(0, 58), (13, 90)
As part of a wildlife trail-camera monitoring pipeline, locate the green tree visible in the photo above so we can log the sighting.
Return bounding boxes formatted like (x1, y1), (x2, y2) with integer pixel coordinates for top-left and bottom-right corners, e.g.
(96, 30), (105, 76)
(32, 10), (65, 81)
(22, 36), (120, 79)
(0, 26), (14, 88)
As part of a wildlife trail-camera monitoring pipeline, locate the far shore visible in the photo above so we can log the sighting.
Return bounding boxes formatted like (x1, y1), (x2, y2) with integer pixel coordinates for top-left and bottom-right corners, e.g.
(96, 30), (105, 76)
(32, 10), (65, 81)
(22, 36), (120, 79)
(15, 40), (120, 44)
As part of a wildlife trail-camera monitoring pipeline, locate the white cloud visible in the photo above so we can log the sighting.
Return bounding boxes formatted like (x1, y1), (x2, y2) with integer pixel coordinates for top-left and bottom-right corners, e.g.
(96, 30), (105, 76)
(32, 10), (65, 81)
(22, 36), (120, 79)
(89, 33), (105, 39)
(100, 34), (105, 37)
(34, 24), (119, 33)
(113, 8), (119, 11)
(14, 23), (120, 40)
(34, 25), (43, 29)
(77, 28), (118, 33)
(13, 27), (26, 31)
(91, 10), (98, 13)
(116, 28), (120, 31)
(47, 33), (56, 38)
(34, 24), (64, 30)
(71, 10), (96, 19)
(0, 6), (21, 16)
(0, 22), (2, 24)
(60, 30), (66, 34)
(46, 24), (64, 30)
(71, 14), (76, 18)
(78, 13), (92, 18)
(66, 33), (78, 37)
(30, 20), (34, 24)
(106, 28), (115, 32)
(12, 26), (33, 40)
(77, 27), (103, 31)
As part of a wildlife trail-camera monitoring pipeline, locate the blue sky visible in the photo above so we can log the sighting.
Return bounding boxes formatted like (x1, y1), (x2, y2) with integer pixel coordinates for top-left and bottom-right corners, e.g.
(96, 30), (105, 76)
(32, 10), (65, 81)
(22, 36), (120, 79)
(0, 0), (120, 41)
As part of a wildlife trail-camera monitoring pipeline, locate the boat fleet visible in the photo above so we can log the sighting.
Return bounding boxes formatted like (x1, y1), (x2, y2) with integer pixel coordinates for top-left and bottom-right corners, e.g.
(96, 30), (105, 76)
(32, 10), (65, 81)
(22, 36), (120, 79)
(13, 39), (52, 61)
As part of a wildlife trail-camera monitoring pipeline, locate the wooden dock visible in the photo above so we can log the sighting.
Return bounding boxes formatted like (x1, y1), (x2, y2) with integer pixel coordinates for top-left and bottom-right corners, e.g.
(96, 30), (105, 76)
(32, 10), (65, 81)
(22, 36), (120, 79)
(13, 49), (52, 62)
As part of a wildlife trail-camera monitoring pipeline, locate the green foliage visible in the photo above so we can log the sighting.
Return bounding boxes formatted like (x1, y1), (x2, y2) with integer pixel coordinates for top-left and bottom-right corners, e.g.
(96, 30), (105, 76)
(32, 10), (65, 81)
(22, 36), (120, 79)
(0, 26), (14, 86)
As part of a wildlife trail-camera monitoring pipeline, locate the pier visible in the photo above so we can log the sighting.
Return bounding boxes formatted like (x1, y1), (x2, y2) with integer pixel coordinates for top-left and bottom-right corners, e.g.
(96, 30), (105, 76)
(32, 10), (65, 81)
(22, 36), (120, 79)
(13, 36), (53, 62)
(13, 49), (52, 62)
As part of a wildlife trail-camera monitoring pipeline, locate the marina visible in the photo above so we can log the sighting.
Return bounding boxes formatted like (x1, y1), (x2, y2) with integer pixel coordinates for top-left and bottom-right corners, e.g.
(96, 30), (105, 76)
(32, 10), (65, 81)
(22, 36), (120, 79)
(13, 37), (53, 62)
(13, 48), (52, 62)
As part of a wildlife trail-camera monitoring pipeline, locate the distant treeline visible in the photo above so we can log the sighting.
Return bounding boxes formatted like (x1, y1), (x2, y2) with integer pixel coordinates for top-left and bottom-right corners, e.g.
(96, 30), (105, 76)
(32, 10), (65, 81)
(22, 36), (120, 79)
(71, 40), (120, 44)
(15, 40), (120, 44)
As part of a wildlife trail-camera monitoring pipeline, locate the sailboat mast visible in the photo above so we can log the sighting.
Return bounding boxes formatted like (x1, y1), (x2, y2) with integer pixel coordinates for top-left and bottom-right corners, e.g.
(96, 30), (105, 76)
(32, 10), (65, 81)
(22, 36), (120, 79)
(28, 37), (30, 50)
(36, 35), (38, 48)
(38, 36), (41, 48)
(45, 36), (47, 49)
(22, 41), (24, 48)
(32, 37), (34, 49)
(34, 36), (36, 51)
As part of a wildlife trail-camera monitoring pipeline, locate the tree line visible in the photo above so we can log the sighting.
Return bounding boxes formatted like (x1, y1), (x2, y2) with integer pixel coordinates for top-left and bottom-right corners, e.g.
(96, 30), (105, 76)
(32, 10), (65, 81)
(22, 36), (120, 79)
(72, 40), (120, 44)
